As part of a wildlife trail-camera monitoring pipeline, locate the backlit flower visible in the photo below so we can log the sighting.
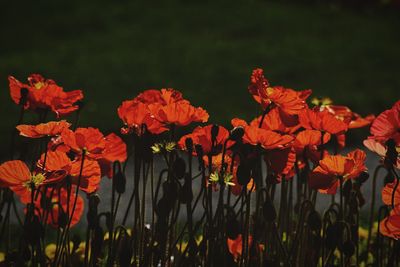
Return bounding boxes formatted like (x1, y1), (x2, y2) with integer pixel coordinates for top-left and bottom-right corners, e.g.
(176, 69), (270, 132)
(248, 68), (311, 115)
(178, 125), (230, 155)
(308, 149), (367, 194)
(231, 118), (293, 149)
(9, 74), (83, 117)
(16, 120), (71, 138)
(0, 160), (65, 203)
(369, 100), (400, 145)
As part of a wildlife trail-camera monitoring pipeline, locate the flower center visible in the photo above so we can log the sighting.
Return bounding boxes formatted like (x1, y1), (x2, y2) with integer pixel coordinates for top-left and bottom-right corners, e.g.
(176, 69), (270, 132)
(34, 82), (45, 90)
(24, 173), (45, 189)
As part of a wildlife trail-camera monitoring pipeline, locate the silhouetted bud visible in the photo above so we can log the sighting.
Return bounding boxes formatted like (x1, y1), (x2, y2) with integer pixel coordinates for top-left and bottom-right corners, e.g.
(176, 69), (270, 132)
(113, 169), (126, 194)
(237, 163), (251, 186)
(105, 212), (112, 230)
(172, 157), (186, 179)
(385, 139), (398, 166)
(384, 172), (394, 185)
(262, 200), (277, 222)
(185, 137), (193, 154)
(307, 210), (322, 232)
(72, 234), (81, 251)
(356, 171), (369, 185)
(230, 127), (244, 141)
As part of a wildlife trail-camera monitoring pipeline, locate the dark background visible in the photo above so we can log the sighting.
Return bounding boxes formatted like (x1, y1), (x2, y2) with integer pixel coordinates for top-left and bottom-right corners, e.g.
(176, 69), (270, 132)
(1, 0), (399, 159)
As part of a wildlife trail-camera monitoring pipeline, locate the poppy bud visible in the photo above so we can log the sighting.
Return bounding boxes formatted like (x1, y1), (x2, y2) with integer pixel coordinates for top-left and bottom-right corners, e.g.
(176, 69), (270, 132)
(384, 172), (395, 185)
(19, 87), (29, 105)
(307, 210), (322, 232)
(230, 127), (245, 141)
(355, 171), (369, 185)
(236, 163), (251, 186)
(185, 137), (193, 154)
(113, 169), (126, 194)
(262, 200), (277, 222)
(172, 157), (186, 179)
(211, 124), (219, 142)
(385, 139), (398, 166)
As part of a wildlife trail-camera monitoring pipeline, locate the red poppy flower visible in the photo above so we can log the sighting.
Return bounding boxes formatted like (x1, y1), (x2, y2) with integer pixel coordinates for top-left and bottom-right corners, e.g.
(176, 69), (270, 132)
(251, 107), (301, 134)
(178, 125), (229, 155)
(61, 127), (107, 158)
(382, 181), (400, 207)
(321, 104), (375, 129)
(308, 149), (367, 194)
(34, 186), (84, 228)
(149, 102), (209, 127)
(70, 159), (101, 193)
(135, 88), (185, 105)
(293, 130), (330, 153)
(379, 207), (400, 240)
(231, 118), (293, 150)
(227, 234), (253, 261)
(0, 160), (65, 203)
(248, 68), (311, 115)
(370, 100), (400, 145)
(118, 100), (167, 135)
(264, 147), (296, 180)
(38, 150), (101, 194)
(16, 120), (71, 138)
(299, 107), (348, 135)
(9, 74), (83, 117)
(364, 139), (400, 169)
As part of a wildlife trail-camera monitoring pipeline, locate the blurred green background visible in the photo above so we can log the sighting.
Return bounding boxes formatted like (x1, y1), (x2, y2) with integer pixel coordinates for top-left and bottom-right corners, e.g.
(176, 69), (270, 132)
(1, 0), (399, 159)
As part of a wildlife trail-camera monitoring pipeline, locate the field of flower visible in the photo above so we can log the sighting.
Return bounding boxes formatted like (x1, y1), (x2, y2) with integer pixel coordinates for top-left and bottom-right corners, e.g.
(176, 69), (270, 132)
(1, 1), (400, 160)
(0, 69), (399, 266)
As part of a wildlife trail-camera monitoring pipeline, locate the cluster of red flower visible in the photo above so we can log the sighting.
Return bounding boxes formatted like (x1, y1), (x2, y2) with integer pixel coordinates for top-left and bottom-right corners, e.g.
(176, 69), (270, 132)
(0, 70), (398, 264)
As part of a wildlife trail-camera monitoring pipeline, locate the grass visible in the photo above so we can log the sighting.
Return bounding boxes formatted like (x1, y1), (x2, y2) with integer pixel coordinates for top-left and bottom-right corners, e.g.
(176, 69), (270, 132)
(0, 0), (399, 158)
